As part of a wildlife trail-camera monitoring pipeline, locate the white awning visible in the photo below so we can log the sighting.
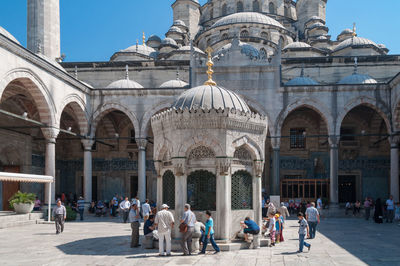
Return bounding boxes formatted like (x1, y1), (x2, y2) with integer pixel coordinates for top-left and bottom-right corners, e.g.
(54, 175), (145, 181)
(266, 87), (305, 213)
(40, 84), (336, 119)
(0, 172), (53, 183)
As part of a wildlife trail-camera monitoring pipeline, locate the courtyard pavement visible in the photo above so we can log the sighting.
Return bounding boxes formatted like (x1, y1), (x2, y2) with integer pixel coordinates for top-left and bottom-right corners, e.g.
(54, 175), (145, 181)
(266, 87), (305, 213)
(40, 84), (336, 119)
(0, 215), (399, 266)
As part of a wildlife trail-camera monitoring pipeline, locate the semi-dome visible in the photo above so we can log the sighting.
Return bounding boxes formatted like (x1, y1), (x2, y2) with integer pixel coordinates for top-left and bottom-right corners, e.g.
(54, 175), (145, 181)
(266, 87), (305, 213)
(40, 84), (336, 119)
(172, 85), (250, 112)
(160, 79), (188, 88)
(106, 79), (144, 89)
(0, 26), (20, 44)
(334, 37), (380, 53)
(338, 73), (377, 84)
(216, 40), (260, 59)
(283, 42), (311, 50)
(211, 12), (284, 29)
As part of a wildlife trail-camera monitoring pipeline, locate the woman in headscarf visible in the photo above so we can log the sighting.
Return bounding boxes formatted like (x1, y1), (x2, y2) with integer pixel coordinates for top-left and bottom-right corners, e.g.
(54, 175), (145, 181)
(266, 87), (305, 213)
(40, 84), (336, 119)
(374, 198), (383, 224)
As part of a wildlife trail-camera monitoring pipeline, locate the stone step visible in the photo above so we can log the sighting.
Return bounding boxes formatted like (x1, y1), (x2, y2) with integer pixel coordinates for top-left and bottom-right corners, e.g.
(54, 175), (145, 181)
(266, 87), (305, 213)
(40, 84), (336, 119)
(0, 219), (40, 229)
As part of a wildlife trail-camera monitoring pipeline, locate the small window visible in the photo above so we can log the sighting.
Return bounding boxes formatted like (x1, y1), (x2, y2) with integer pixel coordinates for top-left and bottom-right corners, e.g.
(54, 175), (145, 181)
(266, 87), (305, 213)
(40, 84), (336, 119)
(237, 1), (244, 12)
(222, 33), (229, 39)
(253, 0), (260, 12)
(340, 127), (355, 141)
(130, 129), (136, 143)
(284, 6), (289, 17)
(269, 2), (276, 14)
(290, 128), (306, 149)
(240, 30), (249, 38)
(222, 3), (227, 16)
(261, 31), (268, 39)
(210, 8), (214, 19)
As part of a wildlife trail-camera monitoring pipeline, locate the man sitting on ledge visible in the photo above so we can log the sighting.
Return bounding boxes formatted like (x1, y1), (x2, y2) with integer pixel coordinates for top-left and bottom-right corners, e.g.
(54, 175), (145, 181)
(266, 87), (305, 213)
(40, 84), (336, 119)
(240, 217), (260, 242)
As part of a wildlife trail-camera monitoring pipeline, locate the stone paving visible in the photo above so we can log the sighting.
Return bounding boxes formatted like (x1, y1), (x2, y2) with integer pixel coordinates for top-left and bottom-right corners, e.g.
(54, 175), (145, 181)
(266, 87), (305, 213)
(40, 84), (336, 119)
(0, 215), (399, 266)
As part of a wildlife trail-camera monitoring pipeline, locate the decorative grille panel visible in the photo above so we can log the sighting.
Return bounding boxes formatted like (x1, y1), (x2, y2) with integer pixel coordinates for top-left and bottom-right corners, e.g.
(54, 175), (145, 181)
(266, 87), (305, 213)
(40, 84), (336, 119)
(231, 170), (253, 210)
(233, 146), (253, 166)
(162, 170), (175, 209)
(188, 146), (215, 160)
(187, 170), (216, 211)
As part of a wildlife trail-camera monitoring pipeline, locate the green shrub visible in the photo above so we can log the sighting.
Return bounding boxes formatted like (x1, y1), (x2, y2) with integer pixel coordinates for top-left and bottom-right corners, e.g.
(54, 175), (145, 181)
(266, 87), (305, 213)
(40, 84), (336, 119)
(65, 206), (77, 221)
(9, 191), (36, 209)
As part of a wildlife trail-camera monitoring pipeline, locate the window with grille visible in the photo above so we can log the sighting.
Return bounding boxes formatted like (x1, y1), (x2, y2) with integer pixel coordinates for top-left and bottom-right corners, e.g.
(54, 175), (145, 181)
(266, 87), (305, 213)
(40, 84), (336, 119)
(290, 128), (306, 149)
(187, 170), (216, 211)
(260, 32), (268, 40)
(231, 170), (253, 210)
(237, 1), (244, 12)
(240, 30), (249, 38)
(222, 4), (227, 16)
(281, 177), (329, 201)
(253, 0), (260, 12)
(162, 170), (175, 209)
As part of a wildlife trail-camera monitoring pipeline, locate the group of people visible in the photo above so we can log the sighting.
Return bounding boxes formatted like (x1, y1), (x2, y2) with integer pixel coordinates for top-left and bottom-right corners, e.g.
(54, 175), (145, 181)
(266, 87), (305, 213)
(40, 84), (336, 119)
(262, 196), (324, 218)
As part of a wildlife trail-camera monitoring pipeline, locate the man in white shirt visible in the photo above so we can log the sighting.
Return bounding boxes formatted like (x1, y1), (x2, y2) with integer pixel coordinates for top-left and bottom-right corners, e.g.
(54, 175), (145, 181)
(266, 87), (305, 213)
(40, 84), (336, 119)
(120, 197), (131, 223)
(142, 199), (151, 223)
(134, 196), (142, 219)
(317, 196), (323, 217)
(180, 204), (196, 255)
(305, 202), (320, 239)
(52, 200), (67, 234)
(154, 204), (175, 256)
(386, 195), (395, 223)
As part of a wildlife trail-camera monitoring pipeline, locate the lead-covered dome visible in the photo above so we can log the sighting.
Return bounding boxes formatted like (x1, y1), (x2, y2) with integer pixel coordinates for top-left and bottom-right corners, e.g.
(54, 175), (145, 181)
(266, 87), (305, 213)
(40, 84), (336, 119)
(172, 85), (250, 112)
(0, 26), (20, 44)
(106, 79), (144, 89)
(160, 79), (188, 88)
(283, 42), (311, 50)
(211, 12), (284, 29)
(334, 37), (379, 53)
(338, 73), (377, 84)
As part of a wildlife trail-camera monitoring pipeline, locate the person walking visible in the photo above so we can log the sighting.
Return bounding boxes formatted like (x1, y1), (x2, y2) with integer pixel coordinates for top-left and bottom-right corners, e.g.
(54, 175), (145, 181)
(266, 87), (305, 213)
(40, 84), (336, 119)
(353, 200), (361, 216)
(364, 197), (371, 220)
(267, 212), (276, 246)
(129, 203), (141, 248)
(199, 210), (220, 254)
(120, 197), (131, 223)
(180, 204), (196, 256)
(77, 196), (85, 221)
(386, 195), (395, 223)
(305, 202), (320, 239)
(52, 200), (66, 234)
(154, 204), (175, 256)
(374, 198), (383, 224)
(142, 199), (151, 223)
(297, 212), (311, 253)
(317, 196), (323, 217)
(278, 202), (290, 220)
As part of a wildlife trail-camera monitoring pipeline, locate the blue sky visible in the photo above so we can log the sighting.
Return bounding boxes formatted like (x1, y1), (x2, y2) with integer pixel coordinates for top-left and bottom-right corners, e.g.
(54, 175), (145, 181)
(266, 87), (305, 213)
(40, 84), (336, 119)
(0, 0), (398, 62)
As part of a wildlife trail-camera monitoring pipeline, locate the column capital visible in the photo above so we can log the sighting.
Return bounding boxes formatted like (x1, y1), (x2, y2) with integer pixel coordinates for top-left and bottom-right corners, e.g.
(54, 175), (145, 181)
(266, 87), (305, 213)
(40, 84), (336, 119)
(81, 139), (95, 151)
(270, 137), (280, 150)
(390, 136), (400, 148)
(216, 158), (231, 176)
(41, 127), (59, 143)
(172, 158), (186, 177)
(254, 160), (264, 178)
(136, 138), (148, 150)
(328, 135), (339, 148)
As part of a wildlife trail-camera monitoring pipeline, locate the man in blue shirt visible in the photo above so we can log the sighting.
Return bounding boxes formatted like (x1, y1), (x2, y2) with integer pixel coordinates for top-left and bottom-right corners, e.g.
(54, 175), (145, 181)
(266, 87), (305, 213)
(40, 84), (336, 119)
(240, 217), (260, 242)
(199, 210), (220, 254)
(144, 215), (155, 237)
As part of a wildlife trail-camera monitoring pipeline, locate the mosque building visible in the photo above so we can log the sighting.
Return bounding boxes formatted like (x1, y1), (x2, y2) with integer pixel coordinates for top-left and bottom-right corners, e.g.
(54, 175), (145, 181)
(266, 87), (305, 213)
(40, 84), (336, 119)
(0, 0), (399, 220)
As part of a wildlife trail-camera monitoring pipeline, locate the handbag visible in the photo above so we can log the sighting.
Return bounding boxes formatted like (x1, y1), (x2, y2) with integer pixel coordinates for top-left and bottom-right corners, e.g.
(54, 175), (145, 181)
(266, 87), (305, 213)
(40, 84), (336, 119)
(179, 222), (188, 233)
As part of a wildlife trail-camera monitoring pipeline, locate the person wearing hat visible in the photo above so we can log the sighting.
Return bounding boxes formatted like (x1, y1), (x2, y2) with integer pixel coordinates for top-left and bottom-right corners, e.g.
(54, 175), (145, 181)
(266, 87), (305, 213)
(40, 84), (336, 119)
(154, 204), (175, 256)
(77, 196), (85, 221)
(129, 203), (141, 248)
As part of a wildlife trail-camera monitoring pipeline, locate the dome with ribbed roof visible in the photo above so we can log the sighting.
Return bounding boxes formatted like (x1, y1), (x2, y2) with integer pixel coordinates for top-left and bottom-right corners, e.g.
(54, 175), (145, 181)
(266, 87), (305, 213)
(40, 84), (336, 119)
(161, 38), (178, 46)
(106, 78), (144, 89)
(0, 26), (19, 44)
(120, 44), (156, 57)
(148, 35), (161, 43)
(338, 73), (377, 84)
(334, 37), (380, 53)
(160, 79), (188, 88)
(172, 85), (250, 112)
(211, 12), (284, 29)
(283, 42), (311, 50)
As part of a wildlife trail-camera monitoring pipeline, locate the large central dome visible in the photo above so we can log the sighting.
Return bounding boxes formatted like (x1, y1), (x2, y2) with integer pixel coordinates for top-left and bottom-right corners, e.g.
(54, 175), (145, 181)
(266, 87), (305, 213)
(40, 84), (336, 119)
(211, 12), (284, 29)
(172, 85), (250, 112)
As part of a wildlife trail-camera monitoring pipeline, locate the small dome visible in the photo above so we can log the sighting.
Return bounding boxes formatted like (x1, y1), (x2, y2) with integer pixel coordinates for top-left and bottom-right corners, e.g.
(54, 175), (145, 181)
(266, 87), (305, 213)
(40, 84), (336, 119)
(177, 45), (205, 54)
(285, 76), (319, 86)
(160, 79), (188, 88)
(216, 40), (260, 59)
(161, 38), (178, 46)
(168, 26), (183, 34)
(283, 42), (311, 50)
(339, 29), (354, 35)
(334, 37), (380, 53)
(120, 44), (156, 57)
(338, 73), (377, 84)
(148, 35), (161, 43)
(212, 12), (284, 30)
(0, 26), (20, 44)
(106, 79), (144, 89)
(173, 20), (187, 27)
(172, 85), (250, 112)
(307, 22), (327, 30)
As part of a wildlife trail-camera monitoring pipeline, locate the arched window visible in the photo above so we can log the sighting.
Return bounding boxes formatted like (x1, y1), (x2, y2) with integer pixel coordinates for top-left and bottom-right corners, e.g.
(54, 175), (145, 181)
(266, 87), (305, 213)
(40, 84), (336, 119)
(222, 33), (229, 40)
(187, 170), (216, 210)
(231, 170), (253, 210)
(260, 31), (268, 40)
(260, 48), (267, 59)
(237, 1), (244, 12)
(162, 170), (175, 209)
(279, 36), (285, 46)
(253, 0), (260, 12)
(222, 3), (227, 16)
(284, 6), (290, 17)
(269, 2), (276, 14)
(240, 30), (249, 38)
(210, 8), (214, 19)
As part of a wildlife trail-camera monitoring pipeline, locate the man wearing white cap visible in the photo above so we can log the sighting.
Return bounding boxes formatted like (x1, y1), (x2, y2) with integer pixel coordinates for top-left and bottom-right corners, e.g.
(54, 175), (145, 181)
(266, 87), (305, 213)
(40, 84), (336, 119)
(154, 204), (175, 256)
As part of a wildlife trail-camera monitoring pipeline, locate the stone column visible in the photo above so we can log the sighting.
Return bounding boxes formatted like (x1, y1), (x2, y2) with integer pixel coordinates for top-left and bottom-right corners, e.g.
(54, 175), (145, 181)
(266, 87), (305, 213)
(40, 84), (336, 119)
(137, 139), (147, 202)
(81, 139), (94, 203)
(271, 138), (280, 195)
(390, 137), (400, 202)
(173, 159), (186, 239)
(329, 136), (339, 205)
(154, 161), (163, 208)
(216, 159), (231, 241)
(253, 161), (264, 226)
(41, 128), (59, 204)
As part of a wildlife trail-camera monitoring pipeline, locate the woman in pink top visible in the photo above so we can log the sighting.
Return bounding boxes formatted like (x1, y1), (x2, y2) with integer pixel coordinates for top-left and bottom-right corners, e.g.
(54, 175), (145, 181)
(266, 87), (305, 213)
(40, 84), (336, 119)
(33, 197), (41, 211)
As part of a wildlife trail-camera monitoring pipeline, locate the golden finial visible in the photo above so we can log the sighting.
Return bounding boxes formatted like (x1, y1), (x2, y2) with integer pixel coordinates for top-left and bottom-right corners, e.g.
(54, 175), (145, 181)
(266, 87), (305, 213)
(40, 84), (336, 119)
(204, 47), (217, 86)
(143, 32), (146, 45)
(352, 23), (357, 37)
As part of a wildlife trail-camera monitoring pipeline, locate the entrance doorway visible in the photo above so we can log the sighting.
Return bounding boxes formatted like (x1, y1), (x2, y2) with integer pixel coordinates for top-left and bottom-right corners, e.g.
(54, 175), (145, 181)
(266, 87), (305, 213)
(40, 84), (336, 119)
(2, 166), (20, 211)
(339, 175), (356, 203)
(130, 176), (138, 198)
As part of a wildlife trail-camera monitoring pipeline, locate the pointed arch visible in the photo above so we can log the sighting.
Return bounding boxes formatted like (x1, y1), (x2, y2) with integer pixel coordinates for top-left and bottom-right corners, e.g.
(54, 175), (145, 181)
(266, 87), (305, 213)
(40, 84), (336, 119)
(140, 99), (174, 138)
